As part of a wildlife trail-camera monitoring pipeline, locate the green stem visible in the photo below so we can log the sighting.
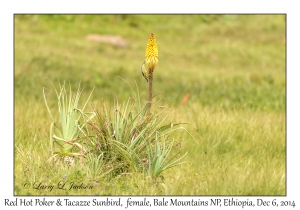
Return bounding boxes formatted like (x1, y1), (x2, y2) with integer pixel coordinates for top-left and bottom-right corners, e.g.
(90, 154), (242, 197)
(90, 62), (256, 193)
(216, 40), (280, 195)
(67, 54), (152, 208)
(148, 69), (153, 113)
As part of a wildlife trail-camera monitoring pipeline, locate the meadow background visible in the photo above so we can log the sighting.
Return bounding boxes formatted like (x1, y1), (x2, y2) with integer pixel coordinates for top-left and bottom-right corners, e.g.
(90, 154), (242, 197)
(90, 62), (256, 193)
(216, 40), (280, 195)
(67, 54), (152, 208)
(14, 14), (285, 195)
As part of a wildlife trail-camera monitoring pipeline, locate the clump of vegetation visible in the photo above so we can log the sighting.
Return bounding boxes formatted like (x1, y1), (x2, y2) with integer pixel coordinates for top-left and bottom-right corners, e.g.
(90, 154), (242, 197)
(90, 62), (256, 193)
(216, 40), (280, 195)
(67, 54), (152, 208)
(43, 34), (190, 180)
(44, 79), (189, 179)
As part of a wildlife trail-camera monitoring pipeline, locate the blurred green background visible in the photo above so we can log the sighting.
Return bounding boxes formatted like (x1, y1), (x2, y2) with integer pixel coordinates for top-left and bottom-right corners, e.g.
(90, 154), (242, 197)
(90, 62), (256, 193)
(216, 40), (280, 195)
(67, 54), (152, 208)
(14, 14), (286, 195)
(15, 14), (285, 110)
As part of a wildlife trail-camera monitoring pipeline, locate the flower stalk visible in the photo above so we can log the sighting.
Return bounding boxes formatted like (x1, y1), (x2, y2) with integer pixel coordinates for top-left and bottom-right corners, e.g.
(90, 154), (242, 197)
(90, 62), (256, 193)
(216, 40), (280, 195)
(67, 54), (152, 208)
(144, 33), (158, 113)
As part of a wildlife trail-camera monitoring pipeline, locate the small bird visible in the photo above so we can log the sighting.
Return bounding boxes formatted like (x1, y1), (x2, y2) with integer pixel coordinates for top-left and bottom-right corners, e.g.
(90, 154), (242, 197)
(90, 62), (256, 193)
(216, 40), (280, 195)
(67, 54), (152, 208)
(141, 61), (149, 82)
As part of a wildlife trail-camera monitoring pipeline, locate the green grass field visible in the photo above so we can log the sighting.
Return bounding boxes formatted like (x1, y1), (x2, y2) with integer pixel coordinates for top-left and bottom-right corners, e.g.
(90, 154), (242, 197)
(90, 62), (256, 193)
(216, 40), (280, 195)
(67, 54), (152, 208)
(14, 14), (286, 195)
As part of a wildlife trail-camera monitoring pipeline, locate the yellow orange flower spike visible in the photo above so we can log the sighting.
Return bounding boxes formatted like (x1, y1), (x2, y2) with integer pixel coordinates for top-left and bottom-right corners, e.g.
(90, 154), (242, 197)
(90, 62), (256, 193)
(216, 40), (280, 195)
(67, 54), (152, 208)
(144, 33), (158, 75)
